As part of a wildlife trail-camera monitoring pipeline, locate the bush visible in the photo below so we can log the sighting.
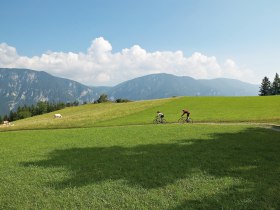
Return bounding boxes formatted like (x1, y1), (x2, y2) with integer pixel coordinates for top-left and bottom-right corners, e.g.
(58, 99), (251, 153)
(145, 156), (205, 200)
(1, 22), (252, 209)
(115, 98), (131, 103)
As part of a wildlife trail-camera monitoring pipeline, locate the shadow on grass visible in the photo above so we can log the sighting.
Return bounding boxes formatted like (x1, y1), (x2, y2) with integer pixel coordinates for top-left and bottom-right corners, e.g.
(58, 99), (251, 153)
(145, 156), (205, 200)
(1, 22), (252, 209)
(22, 127), (280, 209)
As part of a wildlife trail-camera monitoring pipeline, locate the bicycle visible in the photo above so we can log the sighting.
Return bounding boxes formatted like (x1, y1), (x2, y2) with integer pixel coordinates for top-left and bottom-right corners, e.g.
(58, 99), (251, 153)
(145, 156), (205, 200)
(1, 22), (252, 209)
(153, 116), (167, 124)
(178, 116), (193, 124)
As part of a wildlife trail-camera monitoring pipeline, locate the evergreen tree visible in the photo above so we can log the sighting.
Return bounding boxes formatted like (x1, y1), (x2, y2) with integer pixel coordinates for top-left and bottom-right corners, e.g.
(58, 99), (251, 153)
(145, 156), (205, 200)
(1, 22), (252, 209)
(3, 115), (9, 121)
(36, 101), (48, 114)
(0, 115), (2, 124)
(9, 111), (17, 121)
(56, 102), (66, 110)
(271, 73), (280, 95)
(17, 109), (32, 119)
(30, 104), (36, 116)
(259, 76), (271, 96)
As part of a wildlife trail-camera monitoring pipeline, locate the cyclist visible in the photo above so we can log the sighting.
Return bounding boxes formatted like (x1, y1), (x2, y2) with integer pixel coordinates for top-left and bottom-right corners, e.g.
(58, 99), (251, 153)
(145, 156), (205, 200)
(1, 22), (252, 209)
(157, 111), (165, 123)
(181, 109), (191, 121)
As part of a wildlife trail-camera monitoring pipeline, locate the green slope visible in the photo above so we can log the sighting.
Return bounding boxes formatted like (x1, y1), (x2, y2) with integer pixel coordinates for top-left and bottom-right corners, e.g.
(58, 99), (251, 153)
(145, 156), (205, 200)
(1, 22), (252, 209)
(1, 96), (279, 131)
(0, 98), (173, 130)
(99, 96), (280, 126)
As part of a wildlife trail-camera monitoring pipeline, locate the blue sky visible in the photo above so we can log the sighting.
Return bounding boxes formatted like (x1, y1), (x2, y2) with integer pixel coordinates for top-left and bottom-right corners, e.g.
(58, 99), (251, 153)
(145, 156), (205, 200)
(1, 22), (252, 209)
(0, 0), (279, 85)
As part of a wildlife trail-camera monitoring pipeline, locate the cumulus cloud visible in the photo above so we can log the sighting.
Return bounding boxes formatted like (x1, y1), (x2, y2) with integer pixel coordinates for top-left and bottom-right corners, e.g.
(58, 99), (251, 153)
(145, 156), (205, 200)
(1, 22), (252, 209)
(0, 37), (256, 85)
(224, 59), (246, 78)
(0, 43), (20, 65)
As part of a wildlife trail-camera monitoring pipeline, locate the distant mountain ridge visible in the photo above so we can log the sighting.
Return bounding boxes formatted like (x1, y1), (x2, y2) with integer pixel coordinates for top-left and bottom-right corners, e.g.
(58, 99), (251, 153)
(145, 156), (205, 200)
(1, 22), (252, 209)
(107, 73), (259, 100)
(0, 68), (259, 115)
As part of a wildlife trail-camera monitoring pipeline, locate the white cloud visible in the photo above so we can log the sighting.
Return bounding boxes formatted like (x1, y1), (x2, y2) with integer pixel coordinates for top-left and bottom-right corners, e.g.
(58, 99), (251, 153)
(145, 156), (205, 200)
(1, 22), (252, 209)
(0, 43), (20, 65)
(0, 37), (257, 85)
(222, 59), (257, 83)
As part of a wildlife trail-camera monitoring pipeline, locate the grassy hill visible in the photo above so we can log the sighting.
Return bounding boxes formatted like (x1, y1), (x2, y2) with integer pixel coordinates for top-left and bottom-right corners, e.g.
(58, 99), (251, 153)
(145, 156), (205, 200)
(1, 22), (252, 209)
(1, 96), (279, 131)
(96, 96), (280, 126)
(0, 96), (280, 209)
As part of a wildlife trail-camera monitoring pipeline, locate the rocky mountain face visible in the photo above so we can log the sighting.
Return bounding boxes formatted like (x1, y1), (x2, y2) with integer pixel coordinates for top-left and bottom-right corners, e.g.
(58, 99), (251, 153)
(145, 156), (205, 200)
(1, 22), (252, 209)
(0, 68), (99, 115)
(0, 68), (259, 116)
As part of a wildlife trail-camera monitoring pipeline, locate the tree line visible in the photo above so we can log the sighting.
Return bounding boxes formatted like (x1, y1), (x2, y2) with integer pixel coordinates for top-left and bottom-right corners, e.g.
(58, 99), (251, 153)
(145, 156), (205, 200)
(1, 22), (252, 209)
(259, 73), (280, 96)
(94, 94), (131, 104)
(0, 101), (79, 123)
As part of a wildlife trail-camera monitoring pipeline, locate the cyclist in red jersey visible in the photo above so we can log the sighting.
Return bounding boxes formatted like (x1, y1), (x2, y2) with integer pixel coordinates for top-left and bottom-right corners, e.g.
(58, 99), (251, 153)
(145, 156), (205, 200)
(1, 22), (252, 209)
(181, 109), (190, 119)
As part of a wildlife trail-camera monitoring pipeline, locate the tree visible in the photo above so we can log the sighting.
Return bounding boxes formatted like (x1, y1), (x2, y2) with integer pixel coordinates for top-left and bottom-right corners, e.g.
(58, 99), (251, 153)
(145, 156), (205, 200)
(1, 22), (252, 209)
(17, 110), (32, 119)
(56, 102), (66, 110)
(3, 115), (9, 121)
(97, 94), (109, 103)
(0, 115), (2, 124)
(259, 76), (271, 96)
(271, 73), (280, 95)
(73, 101), (79, 106)
(15, 105), (31, 120)
(36, 101), (48, 114)
(9, 111), (17, 121)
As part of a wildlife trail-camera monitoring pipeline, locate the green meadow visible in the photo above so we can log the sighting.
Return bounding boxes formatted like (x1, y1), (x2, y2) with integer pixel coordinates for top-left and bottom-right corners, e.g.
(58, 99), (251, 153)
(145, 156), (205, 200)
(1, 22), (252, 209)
(1, 96), (279, 131)
(0, 96), (280, 209)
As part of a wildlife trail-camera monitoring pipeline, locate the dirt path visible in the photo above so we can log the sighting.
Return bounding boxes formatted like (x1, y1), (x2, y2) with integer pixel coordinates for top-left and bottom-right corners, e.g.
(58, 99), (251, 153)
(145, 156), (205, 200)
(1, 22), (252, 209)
(1, 121), (280, 132)
(150, 121), (280, 133)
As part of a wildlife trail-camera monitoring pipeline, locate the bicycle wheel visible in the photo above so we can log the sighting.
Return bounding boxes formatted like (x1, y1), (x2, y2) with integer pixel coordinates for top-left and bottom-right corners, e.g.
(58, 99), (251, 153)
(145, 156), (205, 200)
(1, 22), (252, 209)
(178, 117), (186, 124)
(187, 118), (193, 123)
(161, 119), (167, 124)
(153, 118), (160, 124)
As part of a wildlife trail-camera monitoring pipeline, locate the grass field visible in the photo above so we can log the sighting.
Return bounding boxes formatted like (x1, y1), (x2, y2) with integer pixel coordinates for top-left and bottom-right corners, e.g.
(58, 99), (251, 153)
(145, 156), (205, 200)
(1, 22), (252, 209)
(0, 96), (280, 209)
(1, 96), (279, 131)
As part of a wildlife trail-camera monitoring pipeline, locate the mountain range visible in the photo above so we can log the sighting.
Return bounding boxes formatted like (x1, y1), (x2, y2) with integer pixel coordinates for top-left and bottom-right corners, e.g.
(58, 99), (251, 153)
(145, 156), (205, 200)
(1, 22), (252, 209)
(0, 68), (259, 115)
